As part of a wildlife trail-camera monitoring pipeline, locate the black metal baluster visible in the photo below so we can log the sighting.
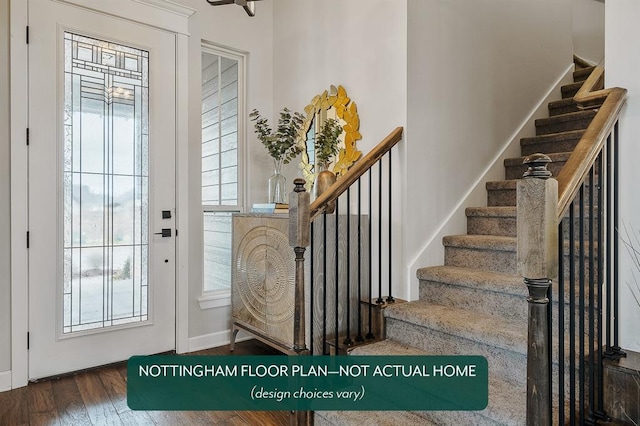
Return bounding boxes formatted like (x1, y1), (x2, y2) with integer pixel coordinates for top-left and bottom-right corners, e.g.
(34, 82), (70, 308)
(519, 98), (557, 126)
(579, 184), (585, 426)
(612, 121), (623, 356)
(605, 133), (614, 357)
(345, 189), (352, 346)
(595, 152), (609, 421)
(323, 212), (328, 354)
(310, 220), (315, 355)
(335, 197), (340, 353)
(558, 219), (565, 424)
(547, 247), (554, 421)
(377, 160), (383, 304)
(587, 167), (596, 424)
(367, 169), (374, 339)
(386, 151), (394, 303)
(356, 178), (364, 342)
(569, 200), (576, 426)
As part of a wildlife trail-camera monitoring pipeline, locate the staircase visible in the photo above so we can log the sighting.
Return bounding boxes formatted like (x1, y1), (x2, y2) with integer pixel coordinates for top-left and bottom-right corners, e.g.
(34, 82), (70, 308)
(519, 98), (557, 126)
(315, 63), (599, 425)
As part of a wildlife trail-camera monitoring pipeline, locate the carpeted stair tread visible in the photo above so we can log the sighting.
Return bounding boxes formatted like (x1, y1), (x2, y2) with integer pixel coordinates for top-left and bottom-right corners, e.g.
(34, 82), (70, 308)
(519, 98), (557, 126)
(573, 66), (596, 82)
(465, 206), (516, 218)
(520, 129), (585, 155)
(417, 265), (525, 297)
(486, 180), (517, 191)
(561, 81), (584, 98)
(443, 234), (516, 251)
(384, 301), (527, 355)
(535, 110), (597, 135)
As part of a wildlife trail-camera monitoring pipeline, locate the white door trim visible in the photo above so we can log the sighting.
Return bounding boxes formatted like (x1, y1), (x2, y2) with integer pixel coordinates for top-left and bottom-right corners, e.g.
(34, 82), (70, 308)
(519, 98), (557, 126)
(10, 0), (29, 389)
(9, 0), (191, 388)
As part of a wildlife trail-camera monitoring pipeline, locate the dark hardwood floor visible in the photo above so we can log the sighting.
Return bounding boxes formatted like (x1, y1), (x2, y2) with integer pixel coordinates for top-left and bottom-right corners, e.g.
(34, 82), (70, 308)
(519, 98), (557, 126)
(0, 340), (289, 426)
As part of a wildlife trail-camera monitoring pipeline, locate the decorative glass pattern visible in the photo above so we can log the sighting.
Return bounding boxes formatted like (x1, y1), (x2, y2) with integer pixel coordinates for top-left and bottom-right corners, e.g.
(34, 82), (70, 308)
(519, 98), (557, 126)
(63, 32), (149, 334)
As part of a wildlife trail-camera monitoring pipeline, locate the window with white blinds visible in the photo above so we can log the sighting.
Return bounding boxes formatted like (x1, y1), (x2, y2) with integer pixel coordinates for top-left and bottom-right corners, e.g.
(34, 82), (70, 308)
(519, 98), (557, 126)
(201, 46), (244, 296)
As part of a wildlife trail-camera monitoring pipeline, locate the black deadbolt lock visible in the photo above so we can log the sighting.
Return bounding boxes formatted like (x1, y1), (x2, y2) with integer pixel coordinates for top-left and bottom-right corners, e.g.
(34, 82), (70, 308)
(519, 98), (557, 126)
(162, 210), (172, 219)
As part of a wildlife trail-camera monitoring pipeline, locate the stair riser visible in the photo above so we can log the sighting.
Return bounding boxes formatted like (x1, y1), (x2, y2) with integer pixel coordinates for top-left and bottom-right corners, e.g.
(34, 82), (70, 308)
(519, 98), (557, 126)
(467, 216), (516, 237)
(445, 246), (598, 280)
(520, 136), (582, 156)
(573, 67), (595, 82)
(536, 118), (594, 135)
(420, 281), (526, 322)
(445, 246), (516, 274)
(549, 102), (581, 116)
(562, 88), (579, 99)
(505, 159), (566, 180)
(487, 183), (595, 207)
(386, 317), (527, 385)
(419, 280), (592, 327)
(487, 188), (516, 207)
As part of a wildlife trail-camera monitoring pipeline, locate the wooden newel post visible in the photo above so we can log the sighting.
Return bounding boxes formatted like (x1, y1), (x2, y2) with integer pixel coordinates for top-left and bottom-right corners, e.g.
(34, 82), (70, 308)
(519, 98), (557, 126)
(289, 178), (312, 426)
(517, 153), (558, 426)
(289, 177), (310, 354)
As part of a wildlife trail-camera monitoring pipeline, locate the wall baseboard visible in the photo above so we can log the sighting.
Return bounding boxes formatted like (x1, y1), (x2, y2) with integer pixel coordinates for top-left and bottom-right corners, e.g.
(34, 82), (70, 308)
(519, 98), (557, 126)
(187, 329), (252, 353)
(0, 370), (12, 393)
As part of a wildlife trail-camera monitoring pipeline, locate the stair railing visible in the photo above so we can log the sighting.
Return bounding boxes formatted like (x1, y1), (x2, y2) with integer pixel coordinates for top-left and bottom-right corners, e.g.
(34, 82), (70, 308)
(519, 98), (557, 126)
(518, 66), (627, 425)
(289, 127), (403, 356)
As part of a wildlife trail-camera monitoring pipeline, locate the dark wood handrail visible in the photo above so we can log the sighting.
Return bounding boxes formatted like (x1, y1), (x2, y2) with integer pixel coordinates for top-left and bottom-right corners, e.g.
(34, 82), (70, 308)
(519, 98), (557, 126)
(555, 66), (627, 219)
(309, 126), (403, 221)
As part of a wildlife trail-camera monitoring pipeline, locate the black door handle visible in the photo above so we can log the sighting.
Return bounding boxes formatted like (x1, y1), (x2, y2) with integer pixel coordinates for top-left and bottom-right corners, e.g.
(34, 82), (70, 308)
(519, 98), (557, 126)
(154, 228), (172, 237)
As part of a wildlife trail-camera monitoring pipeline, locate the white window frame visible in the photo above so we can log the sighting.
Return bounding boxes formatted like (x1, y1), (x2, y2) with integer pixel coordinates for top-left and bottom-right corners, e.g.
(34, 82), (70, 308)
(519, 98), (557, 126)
(198, 42), (246, 310)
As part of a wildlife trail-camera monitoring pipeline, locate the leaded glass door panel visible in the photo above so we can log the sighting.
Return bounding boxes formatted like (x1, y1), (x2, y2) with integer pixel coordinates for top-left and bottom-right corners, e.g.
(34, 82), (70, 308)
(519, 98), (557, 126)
(28, 1), (176, 380)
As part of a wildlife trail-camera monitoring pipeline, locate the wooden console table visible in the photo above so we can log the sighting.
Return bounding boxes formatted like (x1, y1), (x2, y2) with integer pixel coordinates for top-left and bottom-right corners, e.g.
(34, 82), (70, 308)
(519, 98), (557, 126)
(230, 213), (303, 354)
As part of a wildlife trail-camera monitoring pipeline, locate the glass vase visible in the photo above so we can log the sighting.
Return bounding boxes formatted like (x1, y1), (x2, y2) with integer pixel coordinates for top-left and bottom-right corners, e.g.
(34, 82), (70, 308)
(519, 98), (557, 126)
(268, 159), (287, 204)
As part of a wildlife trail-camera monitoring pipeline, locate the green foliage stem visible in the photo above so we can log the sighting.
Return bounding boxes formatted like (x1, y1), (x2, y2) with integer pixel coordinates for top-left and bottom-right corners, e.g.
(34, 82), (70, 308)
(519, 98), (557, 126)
(250, 108), (304, 164)
(315, 118), (343, 170)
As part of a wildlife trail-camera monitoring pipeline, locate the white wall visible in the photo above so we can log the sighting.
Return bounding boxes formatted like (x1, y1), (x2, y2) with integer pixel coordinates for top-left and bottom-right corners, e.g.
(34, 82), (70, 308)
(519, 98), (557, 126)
(0, 0), (11, 373)
(406, 0), (573, 298)
(174, 0), (275, 343)
(272, 0), (409, 296)
(606, 0), (640, 352)
(573, 0), (605, 65)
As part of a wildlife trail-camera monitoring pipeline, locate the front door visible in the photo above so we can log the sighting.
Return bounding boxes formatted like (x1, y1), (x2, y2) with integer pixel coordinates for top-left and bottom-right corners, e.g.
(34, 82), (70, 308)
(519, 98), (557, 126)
(28, 0), (177, 380)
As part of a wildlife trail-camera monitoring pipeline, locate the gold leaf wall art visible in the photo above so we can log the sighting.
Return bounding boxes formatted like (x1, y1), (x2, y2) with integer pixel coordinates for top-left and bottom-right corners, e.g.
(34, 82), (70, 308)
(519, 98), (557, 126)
(297, 85), (362, 191)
